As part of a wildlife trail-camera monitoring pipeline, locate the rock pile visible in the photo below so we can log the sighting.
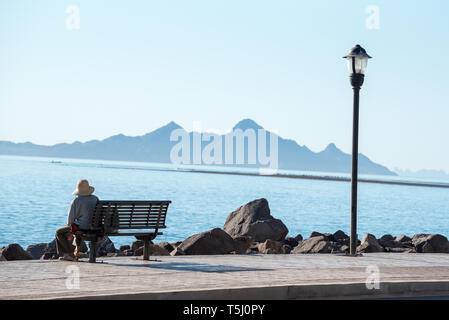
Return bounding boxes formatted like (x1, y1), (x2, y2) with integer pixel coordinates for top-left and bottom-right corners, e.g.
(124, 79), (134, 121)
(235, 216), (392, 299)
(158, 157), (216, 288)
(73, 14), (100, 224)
(2, 198), (449, 261)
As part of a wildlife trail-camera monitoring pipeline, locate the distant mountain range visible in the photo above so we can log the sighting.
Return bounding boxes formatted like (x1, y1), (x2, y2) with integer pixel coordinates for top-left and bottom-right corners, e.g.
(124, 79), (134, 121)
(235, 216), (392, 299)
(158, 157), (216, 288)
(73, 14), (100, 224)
(0, 119), (395, 176)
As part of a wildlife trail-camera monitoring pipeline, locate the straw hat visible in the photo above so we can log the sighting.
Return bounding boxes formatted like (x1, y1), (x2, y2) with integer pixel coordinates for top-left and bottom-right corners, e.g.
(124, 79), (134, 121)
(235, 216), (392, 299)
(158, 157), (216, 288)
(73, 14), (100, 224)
(73, 179), (95, 196)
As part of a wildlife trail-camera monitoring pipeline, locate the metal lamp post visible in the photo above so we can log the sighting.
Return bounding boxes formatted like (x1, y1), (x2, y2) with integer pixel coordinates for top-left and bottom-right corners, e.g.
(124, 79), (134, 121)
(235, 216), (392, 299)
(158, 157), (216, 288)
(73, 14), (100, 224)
(343, 44), (372, 256)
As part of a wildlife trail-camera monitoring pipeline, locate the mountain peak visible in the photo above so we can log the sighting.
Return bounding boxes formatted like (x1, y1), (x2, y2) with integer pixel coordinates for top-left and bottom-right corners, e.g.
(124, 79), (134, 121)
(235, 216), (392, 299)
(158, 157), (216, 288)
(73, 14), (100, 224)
(232, 119), (264, 131)
(324, 143), (340, 152)
(146, 121), (183, 136)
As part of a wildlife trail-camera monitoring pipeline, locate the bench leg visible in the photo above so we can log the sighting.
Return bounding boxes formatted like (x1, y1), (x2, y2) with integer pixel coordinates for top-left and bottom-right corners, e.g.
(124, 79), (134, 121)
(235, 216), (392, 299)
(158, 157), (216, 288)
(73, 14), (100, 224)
(143, 239), (150, 261)
(89, 240), (97, 263)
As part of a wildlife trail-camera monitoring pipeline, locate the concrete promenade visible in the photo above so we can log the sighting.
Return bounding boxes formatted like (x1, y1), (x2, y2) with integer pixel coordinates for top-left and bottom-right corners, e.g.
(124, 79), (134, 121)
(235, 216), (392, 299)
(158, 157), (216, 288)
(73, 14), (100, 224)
(1, 253), (449, 300)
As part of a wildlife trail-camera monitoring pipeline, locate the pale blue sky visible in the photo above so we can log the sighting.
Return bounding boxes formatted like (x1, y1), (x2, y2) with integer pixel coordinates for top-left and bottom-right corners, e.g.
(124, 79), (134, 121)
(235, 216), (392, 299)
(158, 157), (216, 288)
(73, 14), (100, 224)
(1, 0), (448, 172)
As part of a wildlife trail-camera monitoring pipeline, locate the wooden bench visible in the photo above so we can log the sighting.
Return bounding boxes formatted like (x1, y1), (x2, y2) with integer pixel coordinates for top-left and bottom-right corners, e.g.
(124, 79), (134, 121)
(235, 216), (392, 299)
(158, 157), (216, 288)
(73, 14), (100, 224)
(80, 200), (171, 263)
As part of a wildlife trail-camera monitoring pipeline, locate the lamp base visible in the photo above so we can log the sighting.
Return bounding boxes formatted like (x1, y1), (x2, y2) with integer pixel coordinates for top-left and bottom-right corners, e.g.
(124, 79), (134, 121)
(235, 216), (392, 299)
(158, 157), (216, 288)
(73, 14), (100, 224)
(350, 73), (365, 88)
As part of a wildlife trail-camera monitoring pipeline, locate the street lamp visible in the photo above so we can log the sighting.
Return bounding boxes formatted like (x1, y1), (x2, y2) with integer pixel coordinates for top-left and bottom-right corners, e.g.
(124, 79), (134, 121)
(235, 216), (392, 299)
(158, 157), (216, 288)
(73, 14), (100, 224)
(343, 44), (372, 256)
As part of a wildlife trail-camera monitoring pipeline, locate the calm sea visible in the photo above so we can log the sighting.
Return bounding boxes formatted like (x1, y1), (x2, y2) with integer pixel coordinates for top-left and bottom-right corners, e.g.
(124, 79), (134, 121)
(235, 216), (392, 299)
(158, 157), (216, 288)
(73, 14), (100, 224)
(1, 155), (449, 248)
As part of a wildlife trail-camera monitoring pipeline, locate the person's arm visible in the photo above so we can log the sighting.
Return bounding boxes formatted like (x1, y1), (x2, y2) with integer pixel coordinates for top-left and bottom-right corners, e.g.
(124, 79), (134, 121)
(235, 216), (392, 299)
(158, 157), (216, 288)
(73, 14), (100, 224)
(67, 199), (77, 226)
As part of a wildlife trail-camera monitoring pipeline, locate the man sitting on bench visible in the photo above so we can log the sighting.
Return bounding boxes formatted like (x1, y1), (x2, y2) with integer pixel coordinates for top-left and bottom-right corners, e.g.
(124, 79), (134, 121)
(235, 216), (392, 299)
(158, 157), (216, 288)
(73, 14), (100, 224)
(55, 179), (98, 261)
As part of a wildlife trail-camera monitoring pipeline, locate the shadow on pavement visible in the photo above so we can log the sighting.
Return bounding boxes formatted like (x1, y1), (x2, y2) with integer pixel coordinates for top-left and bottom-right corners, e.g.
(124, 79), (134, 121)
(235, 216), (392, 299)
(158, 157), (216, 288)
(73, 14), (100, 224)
(101, 260), (273, 273)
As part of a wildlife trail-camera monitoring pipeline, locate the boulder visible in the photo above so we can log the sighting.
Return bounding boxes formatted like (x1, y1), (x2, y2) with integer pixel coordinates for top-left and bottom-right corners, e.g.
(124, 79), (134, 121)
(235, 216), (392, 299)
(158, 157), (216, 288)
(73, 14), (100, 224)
(131, 240), (145, 252)
(156, 241), (175, 253)
(40, 252), (57, 260)
(378, 234), (397, 249)
(333, 230), (349, 242)
(134, 246), (143, 256)
(309, 232), (334, 242)
(258, 239), (285, 254)
(282, 244), (292, 254)
(25, 243), (48, 260)
(151, 245), (171, 256)
(1, 244), (33, 261)
(170, 247), (186, 256)
(123, 249), (134, 256)
(395, 235), (412, 243)
(249, 242), (260, 254)
(0, 254), (6, 262)
(283, 237), (299, 248)
(294, 234), (303, 242)
(95, 236), (116, 257)
(134, 244), (170, 256)
(119, 245), (130, 251)
(44, 239), (57, 255)
(310, 231), (324, 238)
(412, 234), (449, 253)
(171, 241), (183, 248)
(328, 242), (341, 253)
(291, 236), (330, 254)
(223, 198), (288, 242)
(178, 228), (237, 255)
(357, 234), (384, 253)
(233, 236), (254, 254)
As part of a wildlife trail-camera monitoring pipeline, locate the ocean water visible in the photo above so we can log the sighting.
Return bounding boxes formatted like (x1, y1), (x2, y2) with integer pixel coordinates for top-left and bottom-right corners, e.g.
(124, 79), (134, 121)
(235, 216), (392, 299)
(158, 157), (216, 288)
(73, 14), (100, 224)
(1, 155), (449, 248)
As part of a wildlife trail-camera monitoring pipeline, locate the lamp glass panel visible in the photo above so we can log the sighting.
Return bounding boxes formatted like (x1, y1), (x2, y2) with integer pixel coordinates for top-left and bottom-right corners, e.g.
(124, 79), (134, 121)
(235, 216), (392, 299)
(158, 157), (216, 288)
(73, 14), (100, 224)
(346, 57), (368, 74)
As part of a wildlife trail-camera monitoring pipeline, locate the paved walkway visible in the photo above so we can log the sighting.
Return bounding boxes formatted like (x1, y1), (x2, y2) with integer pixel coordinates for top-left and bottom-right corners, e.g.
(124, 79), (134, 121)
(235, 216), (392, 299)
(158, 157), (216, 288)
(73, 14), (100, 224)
(1, 253), (449, 299)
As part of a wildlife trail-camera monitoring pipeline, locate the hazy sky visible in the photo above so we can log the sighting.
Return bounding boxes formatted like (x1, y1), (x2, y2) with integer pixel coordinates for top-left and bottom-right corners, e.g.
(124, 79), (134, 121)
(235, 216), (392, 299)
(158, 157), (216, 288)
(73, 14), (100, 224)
(1, 0), (448, 172)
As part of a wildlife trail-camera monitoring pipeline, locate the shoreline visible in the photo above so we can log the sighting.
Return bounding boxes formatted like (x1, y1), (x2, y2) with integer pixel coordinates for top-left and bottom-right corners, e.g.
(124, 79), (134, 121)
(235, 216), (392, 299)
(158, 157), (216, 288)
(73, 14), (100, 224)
(54, 160), (449, 189)
(3, 155), (449, 189)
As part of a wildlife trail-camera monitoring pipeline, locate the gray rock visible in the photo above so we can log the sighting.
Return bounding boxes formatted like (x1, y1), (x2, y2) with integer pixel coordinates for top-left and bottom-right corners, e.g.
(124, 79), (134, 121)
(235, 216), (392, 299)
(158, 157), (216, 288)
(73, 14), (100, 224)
(171, 241), (183, 248)
(123, 249), (134, 256)
(249, 242), (260, 253)
(25, 243), (48, 260)
(291, 236), (330, 254)
(309, 232), (334, 241)
(40, 252), (58, 260)
(329, 242), (341, 253)
(95, 236), (116, 257)
(258, 239), (285, 254)
(44, 239), (57, 255)
(378, 234), (397, 248)
(134, 246), (144, 256)
(395, 235), (412, 243)
(357, 234), (384, 253)
(309, 231), (324, 238)
(156, 241), (175, 253)
(333, 230), (349, 242)
(1, 244), (33, 261)
(134, 244), (170, 256)
(282, 244), (292, 254)
(178, 228), (237, 255)
(223, 198), (288, 242)
(233, 236), (254, 254)
(119, 245), (130, 251)
(170, 247), (186, 256)
(283, 237), (299, 248)
(412, 234), (449, 253)
(0, 254), (6, 262)
(131, 240), (145, 252)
